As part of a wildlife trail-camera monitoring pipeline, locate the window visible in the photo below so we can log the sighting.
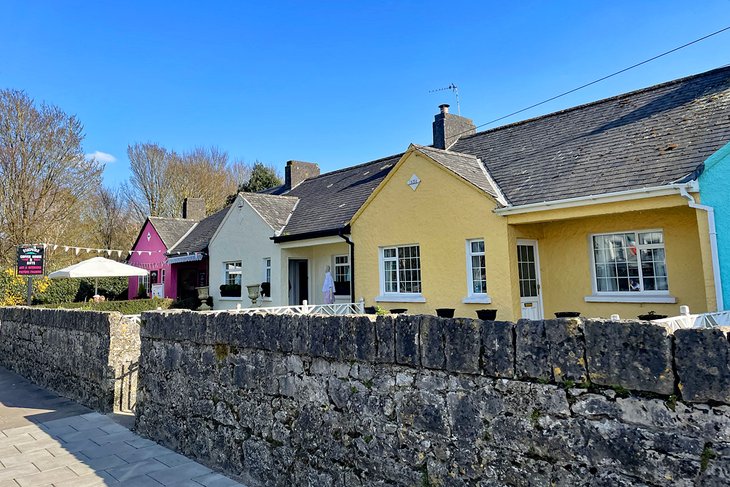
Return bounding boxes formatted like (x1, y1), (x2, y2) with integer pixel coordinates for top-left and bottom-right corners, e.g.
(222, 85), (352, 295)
(160, 269), (165, 284)
(592, 231), (668, 293)
(466, 239), (487, 295)
(224, 261), (242, 286)
(334, 255), (351, 296)
(138, 275), (149, 296)
(263, 258), (271, 283)
(382, 245), (421, 294)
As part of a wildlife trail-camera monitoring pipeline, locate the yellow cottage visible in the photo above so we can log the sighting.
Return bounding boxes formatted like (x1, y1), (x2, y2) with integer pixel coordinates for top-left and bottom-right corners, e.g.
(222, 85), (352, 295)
(350, 66), (730, 322)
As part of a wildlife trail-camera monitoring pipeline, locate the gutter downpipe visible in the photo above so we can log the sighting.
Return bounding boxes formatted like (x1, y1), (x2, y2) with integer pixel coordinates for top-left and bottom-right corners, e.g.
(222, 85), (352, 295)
(338, 227), (355, 303)
(680, 184), (724, 311)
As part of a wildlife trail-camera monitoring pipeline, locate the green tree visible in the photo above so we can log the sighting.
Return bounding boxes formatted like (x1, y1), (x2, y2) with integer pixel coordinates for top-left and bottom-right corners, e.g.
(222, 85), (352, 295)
(239, 162), (282, 193)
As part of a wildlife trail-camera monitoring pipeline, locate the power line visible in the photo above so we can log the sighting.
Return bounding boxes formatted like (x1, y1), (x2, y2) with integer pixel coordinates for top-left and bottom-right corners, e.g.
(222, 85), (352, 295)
(451, 25), (730, 140)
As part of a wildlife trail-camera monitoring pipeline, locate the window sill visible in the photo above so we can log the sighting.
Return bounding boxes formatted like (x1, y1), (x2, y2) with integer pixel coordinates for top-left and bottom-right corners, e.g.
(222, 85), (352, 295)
(375, 294), (426, 303)
(584, 294), (676, 304)
(462, 295), (492, 304)
(219, 296), (243, 301)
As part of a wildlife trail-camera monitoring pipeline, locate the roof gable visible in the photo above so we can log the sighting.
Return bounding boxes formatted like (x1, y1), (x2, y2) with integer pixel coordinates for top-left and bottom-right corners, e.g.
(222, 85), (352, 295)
(147, 217), (197, 249)
(450, 65), (730, 206)
(240, 193), (299, 233)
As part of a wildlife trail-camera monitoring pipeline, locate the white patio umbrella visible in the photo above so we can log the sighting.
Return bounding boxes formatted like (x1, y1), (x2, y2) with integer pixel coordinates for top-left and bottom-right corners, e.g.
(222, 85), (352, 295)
(48, 257), (148, 296)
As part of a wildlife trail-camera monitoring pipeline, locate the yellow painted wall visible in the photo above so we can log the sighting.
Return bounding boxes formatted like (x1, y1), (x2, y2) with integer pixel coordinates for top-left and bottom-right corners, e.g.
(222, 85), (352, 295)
(352, 151), (520, 321)
(515, 205), (711, 318)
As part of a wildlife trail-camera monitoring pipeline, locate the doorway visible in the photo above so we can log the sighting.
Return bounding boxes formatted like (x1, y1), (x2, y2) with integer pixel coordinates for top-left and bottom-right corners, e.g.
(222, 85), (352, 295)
(288, 259), (309, 305)
(517, 239), (544, 320)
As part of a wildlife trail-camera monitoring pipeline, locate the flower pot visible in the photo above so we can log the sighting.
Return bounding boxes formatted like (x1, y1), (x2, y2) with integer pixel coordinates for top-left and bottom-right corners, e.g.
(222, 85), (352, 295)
(555, 311), (581, 318)
(390, 308), (407, 314)
(364, 306), (376, 315)
(476, 309), (497, 320)
(436, 308), (455, 318)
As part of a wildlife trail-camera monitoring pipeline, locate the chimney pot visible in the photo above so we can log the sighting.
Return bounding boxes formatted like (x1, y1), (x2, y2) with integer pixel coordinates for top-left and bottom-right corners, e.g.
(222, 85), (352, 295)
(439, 104), (450, 114)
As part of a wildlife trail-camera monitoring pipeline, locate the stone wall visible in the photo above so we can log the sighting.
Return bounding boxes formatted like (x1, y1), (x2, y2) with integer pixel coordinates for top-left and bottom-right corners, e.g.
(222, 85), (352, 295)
(0, 307), (140, 413)
(136, 312), (730, 486)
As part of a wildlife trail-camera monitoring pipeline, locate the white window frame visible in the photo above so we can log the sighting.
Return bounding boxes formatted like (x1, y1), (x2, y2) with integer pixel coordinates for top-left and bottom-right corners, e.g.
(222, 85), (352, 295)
(464, 238), (492, 304)
(221, 261), (243, 300)
(585, 229), (676, 304)
(138, 275), (150, 296)
(160, 269), (165, 284)
(333, 254), (351, 297)
(376, 244), (425, 303)
(262, 258), (272, 301)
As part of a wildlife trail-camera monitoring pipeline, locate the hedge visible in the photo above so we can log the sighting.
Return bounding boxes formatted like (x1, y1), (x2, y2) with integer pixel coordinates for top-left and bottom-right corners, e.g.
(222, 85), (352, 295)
(39, 298), (173, 315)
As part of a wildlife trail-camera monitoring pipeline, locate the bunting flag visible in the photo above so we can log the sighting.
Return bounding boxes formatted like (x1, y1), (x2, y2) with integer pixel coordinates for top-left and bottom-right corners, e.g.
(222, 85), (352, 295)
(38, 242), (185, 268)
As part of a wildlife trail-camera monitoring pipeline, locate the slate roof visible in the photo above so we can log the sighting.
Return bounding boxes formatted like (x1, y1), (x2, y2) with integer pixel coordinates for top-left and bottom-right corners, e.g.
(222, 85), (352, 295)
(240, 193), (299, 233)
(147, 217), (197, 249)
(411, 144), (505, 203)
(450, 65), (730, 206)
(273, 153), (401, 240)
(167, 206), (229, 254)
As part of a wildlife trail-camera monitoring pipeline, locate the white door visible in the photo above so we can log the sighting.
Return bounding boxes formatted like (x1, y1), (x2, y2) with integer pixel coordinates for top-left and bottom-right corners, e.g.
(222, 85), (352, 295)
(517, 240), (544, 320)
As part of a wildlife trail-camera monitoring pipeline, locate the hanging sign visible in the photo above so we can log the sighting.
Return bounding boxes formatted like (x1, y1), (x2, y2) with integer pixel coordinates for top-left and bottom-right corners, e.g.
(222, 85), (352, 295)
(17, 245), (45, 276)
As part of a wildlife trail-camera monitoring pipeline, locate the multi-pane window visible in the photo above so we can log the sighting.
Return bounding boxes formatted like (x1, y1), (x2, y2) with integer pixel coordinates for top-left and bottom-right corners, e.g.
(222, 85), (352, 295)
(382, 245), (421, 294)
(334, 255), (351, 296)
(263, 258), (271, 283)
(467, 239), (487, 294)
(160, 269), (165, 284)
(139, 275), (149, 294)
(224, 261), (242, 286)
(592, 231), (668, 293)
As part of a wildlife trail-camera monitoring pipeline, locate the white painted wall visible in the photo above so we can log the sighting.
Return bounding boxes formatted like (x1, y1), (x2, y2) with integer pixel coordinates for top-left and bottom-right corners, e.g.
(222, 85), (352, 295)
(208, 195), (282, 310)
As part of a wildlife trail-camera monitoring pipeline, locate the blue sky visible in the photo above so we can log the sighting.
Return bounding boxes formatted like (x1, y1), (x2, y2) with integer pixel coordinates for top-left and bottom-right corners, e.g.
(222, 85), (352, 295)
(2, 1), (729, 187)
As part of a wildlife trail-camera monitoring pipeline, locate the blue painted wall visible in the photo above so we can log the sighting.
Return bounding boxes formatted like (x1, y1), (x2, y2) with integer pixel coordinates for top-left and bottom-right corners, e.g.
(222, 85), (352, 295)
(699, 142), (730, 310)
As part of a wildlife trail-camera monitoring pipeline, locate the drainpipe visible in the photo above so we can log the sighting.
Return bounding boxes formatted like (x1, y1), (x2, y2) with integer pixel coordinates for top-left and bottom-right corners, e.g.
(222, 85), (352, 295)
(680, 185), (724, 311)
(338, 227), (355, 303)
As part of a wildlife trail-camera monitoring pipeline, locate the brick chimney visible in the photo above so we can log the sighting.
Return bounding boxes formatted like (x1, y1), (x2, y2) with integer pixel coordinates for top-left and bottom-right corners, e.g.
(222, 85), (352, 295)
(432, 104), (476, 149)
(285, 160), (320, 190)
(182, 197), (205, 220)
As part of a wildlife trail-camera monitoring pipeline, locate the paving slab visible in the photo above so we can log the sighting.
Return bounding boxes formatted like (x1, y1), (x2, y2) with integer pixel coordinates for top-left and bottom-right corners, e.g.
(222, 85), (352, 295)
(0, 366), (245, 486)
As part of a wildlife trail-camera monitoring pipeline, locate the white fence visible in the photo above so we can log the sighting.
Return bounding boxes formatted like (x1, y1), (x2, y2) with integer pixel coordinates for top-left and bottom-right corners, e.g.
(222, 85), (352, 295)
(232, 300), (365, 316)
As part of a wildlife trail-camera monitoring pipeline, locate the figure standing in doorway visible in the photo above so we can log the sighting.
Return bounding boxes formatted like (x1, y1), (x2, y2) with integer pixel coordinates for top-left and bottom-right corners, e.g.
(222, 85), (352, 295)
(322, 265), (335, 304)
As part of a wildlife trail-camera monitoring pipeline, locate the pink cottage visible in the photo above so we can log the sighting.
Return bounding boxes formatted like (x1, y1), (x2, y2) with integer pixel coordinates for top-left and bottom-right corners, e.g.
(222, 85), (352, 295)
(127, 199), (203, 299)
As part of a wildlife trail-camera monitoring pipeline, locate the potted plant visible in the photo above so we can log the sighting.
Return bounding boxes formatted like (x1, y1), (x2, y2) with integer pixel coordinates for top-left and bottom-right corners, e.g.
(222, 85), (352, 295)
(555, 311), (581, 318)
(260, 281), (271, 298)
(436, 308), (455, 318)
(390, 308), (407, 314)
(219, 284), (241, 297)
(476, 309), (497, 320)
(364, 306), (377, 314)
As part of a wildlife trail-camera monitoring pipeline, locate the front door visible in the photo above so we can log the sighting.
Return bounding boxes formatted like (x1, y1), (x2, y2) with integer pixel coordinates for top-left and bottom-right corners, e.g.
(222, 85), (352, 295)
(517, 240), (543, 320)
(288, 259), (309, 305)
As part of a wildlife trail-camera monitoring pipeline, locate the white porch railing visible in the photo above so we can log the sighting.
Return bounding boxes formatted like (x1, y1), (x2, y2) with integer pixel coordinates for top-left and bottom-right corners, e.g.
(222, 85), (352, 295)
(648, 306), (730, 332)
(232, 299), (365, 316)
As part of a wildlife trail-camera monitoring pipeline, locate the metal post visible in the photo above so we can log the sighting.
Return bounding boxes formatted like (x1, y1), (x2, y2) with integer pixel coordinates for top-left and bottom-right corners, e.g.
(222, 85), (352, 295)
(26, 276), (32, 306)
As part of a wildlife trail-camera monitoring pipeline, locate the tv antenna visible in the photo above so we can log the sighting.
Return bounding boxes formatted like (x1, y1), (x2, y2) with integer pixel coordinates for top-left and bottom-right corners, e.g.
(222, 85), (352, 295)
(429, 83), (460, 115)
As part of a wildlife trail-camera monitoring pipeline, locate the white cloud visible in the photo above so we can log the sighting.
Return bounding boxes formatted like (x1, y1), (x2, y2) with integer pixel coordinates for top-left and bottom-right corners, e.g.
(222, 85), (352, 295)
(85, 151), (117, 164)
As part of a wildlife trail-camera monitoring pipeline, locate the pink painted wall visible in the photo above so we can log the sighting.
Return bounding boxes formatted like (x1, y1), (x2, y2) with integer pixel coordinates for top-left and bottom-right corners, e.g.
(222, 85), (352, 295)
(127, 220), (177, 300)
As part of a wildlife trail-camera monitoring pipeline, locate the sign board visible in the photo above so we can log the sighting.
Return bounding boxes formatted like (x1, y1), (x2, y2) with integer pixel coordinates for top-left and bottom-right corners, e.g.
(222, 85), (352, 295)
(17, 245), (45, 276)
(151, 284), (164, 299)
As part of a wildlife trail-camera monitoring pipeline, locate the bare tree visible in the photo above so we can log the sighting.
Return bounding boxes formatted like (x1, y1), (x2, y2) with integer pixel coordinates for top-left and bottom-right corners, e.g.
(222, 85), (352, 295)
(167, 146), (238, 214)
(0, 89), (103, 265)
(88, 186), (135, 250)
(126, 142), (175, 218)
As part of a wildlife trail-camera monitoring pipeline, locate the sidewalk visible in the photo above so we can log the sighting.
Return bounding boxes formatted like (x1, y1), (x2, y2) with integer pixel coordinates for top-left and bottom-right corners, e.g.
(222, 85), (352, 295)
(0, 366), (244, 487)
